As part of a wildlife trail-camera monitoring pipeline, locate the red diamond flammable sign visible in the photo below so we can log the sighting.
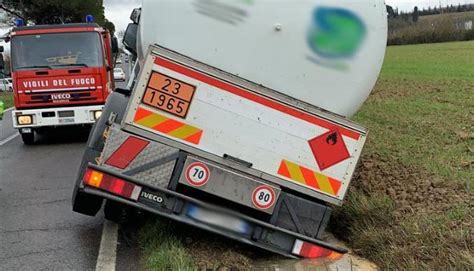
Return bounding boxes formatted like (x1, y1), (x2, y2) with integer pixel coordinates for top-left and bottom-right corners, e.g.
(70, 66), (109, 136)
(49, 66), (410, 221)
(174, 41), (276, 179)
(308, 129), (350, 170)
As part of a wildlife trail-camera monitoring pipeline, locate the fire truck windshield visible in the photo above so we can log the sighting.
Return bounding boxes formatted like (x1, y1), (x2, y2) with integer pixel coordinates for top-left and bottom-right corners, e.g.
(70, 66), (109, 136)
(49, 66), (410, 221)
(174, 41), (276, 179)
(11, 32), (104, 71)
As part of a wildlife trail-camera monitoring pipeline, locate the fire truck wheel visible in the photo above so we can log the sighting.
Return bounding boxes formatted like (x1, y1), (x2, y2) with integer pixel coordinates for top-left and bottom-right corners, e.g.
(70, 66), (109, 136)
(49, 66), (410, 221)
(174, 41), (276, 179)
(21, 132), (35, 145)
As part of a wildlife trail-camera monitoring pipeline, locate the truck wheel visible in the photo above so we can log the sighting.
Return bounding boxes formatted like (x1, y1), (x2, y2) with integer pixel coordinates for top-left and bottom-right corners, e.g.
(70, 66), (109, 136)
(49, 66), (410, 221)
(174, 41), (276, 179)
(71, 137), (104, 216)
(21, 132), (35, 145)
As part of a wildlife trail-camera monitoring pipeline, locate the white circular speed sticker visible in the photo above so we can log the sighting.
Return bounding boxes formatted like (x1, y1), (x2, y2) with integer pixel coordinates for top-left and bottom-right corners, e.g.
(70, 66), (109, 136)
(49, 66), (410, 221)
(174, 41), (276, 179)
(252, 186), (276, 209)
(185, 162), (210, 186)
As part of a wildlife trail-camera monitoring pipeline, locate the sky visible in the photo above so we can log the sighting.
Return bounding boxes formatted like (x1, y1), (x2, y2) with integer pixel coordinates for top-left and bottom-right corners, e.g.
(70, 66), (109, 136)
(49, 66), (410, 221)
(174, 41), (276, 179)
(104, 0), (141, 33)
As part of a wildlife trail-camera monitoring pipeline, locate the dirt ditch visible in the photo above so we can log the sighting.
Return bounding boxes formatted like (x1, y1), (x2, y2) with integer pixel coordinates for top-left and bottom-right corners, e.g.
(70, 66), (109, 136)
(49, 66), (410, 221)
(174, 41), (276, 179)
(355, 154), (472, 217)
(330, 153), (473, 269)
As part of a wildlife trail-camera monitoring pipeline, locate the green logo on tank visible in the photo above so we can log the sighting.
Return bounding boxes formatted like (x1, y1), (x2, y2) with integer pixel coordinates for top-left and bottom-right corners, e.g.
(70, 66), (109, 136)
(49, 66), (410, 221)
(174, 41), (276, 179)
(307, 7), (366, 59)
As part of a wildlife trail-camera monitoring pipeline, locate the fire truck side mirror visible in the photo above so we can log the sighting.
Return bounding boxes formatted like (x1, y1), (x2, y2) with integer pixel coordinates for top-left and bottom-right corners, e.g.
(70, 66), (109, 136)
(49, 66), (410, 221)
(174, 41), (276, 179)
(123, 23), (138, 56)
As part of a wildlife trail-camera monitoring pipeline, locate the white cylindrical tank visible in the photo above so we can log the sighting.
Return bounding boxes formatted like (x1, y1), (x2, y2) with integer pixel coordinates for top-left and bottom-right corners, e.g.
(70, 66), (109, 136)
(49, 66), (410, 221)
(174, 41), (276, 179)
(137, 0), (387, 117)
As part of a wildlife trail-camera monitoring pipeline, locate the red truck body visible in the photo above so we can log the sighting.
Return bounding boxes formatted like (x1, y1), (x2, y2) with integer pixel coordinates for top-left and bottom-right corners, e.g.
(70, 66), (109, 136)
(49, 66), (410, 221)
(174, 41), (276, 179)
(8, 23), (117, 144)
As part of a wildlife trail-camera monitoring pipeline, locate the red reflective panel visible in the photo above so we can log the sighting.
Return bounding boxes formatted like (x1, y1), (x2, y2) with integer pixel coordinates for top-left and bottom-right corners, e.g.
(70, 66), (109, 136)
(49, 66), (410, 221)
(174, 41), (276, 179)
(105, 136), (149, 169)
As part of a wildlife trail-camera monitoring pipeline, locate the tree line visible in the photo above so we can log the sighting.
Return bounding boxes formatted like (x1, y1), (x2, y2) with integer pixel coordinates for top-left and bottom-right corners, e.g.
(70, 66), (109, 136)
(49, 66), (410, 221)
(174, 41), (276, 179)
(387, 3), (474, 19)
(0, 0), (115, 34)
(386, 4), (474, 45)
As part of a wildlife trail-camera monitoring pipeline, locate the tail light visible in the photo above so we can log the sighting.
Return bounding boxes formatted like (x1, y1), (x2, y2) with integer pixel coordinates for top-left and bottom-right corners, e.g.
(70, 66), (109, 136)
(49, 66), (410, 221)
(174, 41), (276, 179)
(83, 168), (141, 200)
(292, 239), (342, 260)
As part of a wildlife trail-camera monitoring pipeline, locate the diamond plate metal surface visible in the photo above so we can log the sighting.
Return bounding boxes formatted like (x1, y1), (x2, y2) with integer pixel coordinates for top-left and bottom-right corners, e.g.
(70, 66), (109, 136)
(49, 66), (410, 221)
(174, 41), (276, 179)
(100, 125), (179, 188)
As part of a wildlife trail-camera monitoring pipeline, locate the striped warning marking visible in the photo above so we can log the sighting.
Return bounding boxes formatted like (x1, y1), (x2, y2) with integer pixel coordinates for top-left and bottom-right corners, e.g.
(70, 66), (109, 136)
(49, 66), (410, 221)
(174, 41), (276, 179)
(134, 106), (203, 144)
(278, 160), (342, 196)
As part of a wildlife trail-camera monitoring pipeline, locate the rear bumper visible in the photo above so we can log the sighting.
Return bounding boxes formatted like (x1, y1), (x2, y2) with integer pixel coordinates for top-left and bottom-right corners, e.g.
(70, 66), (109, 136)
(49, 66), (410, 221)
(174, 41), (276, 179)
(12, 105), (104, 129)
(79, 163), (347, 259)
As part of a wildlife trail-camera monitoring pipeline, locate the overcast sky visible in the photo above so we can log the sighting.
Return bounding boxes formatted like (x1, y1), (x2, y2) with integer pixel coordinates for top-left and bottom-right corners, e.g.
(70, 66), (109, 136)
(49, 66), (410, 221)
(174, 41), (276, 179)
(104, 0), (140, 33)
(104, 0), (474, 33)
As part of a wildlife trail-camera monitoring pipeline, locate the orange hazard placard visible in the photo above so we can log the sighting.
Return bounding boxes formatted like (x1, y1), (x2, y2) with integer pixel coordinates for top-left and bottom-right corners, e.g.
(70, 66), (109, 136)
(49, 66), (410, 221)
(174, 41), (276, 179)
(142, 72), (196, 118)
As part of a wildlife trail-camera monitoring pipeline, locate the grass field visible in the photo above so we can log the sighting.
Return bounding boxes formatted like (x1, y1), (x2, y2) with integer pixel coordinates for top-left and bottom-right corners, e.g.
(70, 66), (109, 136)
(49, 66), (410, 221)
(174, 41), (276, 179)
(140, 41), (473, 270)
(0, 92), (13, 109)
(332, 40), (473, 270)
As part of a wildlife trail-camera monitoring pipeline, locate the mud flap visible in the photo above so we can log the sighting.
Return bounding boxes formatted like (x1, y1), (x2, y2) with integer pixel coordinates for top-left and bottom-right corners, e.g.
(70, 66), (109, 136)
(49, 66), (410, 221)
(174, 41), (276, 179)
(270, 192), (331, 239)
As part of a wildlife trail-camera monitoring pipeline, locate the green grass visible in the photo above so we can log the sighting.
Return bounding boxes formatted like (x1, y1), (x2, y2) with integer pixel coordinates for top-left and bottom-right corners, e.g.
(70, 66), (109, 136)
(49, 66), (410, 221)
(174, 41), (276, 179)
(332, 41), (473, 270)
(0, 92), (13, 109)
(140, 219), (195, 271)
(357, 41), (474, 186)
(382, 41), (474, 81)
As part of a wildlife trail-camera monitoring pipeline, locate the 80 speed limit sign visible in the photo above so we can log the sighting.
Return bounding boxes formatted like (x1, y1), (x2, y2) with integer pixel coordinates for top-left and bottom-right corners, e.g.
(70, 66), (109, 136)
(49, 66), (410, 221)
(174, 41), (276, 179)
(251, 185), (276, 209)
(185, 162), (210, 186)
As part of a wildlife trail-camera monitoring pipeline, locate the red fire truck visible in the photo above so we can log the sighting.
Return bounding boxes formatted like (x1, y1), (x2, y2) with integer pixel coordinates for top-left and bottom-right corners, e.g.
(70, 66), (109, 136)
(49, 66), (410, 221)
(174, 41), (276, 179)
(6, 19), (117, 144)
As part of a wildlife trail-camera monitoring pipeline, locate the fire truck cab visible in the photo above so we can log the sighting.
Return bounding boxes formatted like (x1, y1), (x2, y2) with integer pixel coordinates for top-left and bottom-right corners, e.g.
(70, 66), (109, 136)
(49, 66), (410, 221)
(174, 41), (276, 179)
(6, 21), (117, 144)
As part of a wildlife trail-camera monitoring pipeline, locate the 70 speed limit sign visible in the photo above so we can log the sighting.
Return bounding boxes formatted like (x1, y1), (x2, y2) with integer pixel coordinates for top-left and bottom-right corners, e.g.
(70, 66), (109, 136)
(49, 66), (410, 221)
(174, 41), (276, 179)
(251, 185), (276, 210)
(185, 162), (210, 186)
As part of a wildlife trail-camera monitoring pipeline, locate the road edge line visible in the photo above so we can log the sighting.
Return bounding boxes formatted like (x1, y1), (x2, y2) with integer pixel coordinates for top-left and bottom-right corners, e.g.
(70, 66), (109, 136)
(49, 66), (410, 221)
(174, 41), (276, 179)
(0, 133), (19, 146)
(5, 107), (13, 113)
(96, 220), (118, 271)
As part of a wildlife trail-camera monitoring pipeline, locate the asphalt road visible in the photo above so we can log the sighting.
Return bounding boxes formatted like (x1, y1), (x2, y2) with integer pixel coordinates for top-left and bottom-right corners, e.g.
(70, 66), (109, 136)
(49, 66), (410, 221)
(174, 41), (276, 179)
(0, 112), (103, 269)
(0, 56), (135, 270)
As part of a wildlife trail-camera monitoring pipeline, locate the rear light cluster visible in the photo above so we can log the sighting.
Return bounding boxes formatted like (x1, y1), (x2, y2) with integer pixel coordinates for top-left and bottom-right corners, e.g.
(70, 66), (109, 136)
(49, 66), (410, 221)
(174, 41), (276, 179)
(83, 168), (141, 200)
(292, 239), (342, 259)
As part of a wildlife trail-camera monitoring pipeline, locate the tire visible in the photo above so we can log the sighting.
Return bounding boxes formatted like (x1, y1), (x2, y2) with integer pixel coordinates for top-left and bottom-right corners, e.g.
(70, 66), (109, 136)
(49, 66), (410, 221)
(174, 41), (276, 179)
(21, 132), (35, 145)
(72, 92), (129, 217)
(71, 139), (104, 216)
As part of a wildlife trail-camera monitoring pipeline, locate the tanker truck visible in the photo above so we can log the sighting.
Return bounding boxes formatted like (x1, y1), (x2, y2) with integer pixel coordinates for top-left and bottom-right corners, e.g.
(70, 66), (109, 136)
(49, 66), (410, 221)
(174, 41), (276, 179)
(72, 0), (387, 259)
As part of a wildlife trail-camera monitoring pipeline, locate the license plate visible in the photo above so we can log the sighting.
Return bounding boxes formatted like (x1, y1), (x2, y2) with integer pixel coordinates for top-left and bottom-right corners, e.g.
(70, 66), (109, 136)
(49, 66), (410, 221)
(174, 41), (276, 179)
(141, 72), (196, 118)
(186, 204), (250, 235)
(58, 117), (75, 124)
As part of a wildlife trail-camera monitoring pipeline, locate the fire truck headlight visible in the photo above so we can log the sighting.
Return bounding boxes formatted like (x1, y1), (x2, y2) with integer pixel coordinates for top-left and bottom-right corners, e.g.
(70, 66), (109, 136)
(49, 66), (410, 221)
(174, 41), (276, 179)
(93, 110), (103, 120)
(17, 115), (33, 125)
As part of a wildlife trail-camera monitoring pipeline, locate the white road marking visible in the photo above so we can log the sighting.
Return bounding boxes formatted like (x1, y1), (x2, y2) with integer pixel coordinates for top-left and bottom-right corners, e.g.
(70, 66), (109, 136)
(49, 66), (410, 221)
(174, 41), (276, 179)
(0, 133), (19, 146)
(96, 221), (119, 271)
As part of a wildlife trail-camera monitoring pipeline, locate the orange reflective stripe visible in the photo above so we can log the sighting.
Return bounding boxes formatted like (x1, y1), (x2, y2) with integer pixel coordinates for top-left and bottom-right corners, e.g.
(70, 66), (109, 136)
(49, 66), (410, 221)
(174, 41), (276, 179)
(278, 160), (342, 196)
(134, 106), (153, 122)
(153, 119), (185, 133)
(133, 106), (203, 145)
